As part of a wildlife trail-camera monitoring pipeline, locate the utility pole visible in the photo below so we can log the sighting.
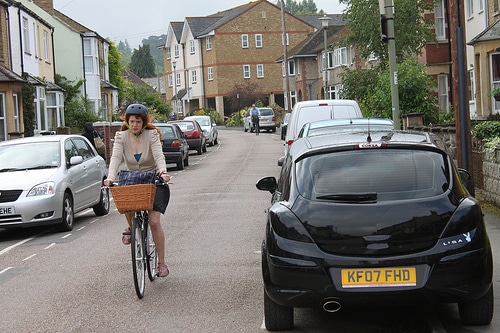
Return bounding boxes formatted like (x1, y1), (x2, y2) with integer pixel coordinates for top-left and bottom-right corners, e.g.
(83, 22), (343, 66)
(449, 0), (473, 193)
(379, 0), (400, 130)
(281, 0), (291, 111)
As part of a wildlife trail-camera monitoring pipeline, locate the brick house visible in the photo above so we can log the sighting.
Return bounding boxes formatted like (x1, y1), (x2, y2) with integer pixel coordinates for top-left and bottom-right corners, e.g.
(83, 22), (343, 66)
(162, 0), (315, 118)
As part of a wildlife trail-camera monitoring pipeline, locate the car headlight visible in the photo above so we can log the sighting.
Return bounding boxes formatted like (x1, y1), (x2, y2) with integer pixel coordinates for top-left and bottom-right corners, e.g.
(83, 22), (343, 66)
(27, 182), (55, 197)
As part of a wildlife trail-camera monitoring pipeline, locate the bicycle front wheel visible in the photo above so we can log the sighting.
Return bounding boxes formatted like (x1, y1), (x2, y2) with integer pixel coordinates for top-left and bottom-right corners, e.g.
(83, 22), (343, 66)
(145, 219), (158, 281)
(131, 217), (146, 299)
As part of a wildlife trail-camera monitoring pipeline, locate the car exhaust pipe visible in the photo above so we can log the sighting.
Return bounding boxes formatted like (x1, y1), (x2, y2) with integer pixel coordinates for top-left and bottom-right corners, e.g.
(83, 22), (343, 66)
(322, 298), (341, 313)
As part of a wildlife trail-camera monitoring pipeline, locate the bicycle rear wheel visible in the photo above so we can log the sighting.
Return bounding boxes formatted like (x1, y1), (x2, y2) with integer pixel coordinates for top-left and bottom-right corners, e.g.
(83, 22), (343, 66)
(131, 217), (146, 299)
(145, 219), (158, 281)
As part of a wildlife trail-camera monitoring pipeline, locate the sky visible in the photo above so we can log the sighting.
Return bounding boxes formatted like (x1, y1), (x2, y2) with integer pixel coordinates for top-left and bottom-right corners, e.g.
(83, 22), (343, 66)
(52, 0), (346, 49)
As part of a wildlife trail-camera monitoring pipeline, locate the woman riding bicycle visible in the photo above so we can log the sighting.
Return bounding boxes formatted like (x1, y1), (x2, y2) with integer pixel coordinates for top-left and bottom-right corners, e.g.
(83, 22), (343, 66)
(104, 103), (171, 277)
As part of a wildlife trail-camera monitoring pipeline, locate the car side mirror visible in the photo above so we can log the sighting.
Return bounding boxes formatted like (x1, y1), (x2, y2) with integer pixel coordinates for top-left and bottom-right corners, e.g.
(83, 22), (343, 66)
(458, 168), (471, 190)
(278, 156), (285, 167)
(256, 176), (277, 194)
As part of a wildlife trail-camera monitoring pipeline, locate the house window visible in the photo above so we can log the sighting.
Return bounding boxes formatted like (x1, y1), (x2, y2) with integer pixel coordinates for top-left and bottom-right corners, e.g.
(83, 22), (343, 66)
(13, 93), (20, 132)
(100, 94), (108, 120)
(43, 30), (49, 61)
(333, 47), (347, 67)
(479, 0), (484, 12)
(0, 93), (5, 140)
(290, 90), (296, 107)
(206, 37), (212, 50)
(191, 70), (197, 83)
(22, 17), (30, 54)
(242, 34), (249, 48)
(175, 72), (181, 86)
(168, 74), (173, 87)
(255, 34), (262, 48)
(190, 40), (195, 54)
(437, 74), (449, 112)
(468, 69), (475, 103)
(288, 60), (295, 76)
(174, 44), (179, 58)
(166, 47), (171, 59)
(83, 39), (94, 73)
(434, 0), (446, 40)
(491, 53), (500, 111)
(208, 67), (213, 80)
(257, 64), (264, 78)
(350, 45), (355, 65)
(243, 65), (250, 78)
(466, 0), (473, 18)
(334, 84), (343, 99)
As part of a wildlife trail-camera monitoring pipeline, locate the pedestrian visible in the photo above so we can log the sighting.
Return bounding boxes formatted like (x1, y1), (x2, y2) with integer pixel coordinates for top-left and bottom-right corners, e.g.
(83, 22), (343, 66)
(103, 103), (171, 277)
(82, 122), (105, 157)
(249, 104), (260, 135)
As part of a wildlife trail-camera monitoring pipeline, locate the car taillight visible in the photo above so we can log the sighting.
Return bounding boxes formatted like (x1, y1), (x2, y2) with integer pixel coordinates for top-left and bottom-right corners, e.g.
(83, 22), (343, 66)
(171, 140), (180, 147)
(192, 131), (200, 138)
(272, 116), (276, 121)
(287, 139), (294, 146)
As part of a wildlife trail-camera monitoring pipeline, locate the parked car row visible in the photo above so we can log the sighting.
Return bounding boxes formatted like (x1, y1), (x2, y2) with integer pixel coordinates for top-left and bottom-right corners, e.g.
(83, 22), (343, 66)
(255, 99), (493, 331)
(156, 117), (218, 170)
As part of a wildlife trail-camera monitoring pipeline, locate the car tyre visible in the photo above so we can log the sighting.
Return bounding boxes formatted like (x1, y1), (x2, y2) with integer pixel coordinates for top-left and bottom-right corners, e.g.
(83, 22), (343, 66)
(184, 153), (189, 167)
(271, 127), (276, 133)
(177, 158), (184, 170)
(197, 146), (202, 155)
(56, 192), (74, 232)
(93, 186), (110, 216)
(458, 285), (494, 325)
(214, 136), (218, 145)
(202, 141), (207, 153)
(264, 290), (293, 331)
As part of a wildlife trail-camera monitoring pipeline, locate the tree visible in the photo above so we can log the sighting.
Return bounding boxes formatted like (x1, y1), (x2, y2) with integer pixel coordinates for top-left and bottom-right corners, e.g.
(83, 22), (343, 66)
(339, 0), (435, 65)
(280, 0), (324, 15)
(340, 59), (438, 124)
(55, 74), (100, 130)
(121, 83), (171, 122)
(108, 42), (126, 105)
(141, 35), (166, 74)
(129, 44), (155, 78)
(226, 82), (265, 112)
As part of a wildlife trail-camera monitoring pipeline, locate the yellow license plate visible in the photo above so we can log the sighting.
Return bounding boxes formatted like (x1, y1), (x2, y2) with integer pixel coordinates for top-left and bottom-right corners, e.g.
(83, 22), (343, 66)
(260, 119), (268, 122)
(341, 267), (416, 288)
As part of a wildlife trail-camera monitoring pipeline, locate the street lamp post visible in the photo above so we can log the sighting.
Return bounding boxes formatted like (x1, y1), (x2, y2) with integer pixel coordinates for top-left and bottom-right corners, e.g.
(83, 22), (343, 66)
(319, 15), (330, 99)
(172, 61), (178, 119)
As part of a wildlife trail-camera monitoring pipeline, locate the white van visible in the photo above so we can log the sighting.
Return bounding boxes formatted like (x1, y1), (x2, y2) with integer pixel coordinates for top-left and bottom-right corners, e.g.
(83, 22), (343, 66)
(284, 99), (363, 153)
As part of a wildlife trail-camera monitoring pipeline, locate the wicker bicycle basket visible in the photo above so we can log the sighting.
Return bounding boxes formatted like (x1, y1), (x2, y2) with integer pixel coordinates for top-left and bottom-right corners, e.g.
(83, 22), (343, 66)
(110, 184), (156, 214)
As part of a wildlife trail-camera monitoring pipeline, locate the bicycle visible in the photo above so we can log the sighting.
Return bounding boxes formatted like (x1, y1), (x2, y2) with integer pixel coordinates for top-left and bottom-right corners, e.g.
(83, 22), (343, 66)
(109, 176), (168, 299)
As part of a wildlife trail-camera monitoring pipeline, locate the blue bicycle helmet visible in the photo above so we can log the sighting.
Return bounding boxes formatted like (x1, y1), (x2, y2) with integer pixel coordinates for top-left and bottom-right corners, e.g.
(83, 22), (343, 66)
(125, 103), (148, 115)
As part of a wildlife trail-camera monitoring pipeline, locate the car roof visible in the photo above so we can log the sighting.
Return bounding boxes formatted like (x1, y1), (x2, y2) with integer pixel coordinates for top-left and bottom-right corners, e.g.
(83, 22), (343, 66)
(289, 130), (443, 160)
(0, 134), (79, 145)
(307, 118), (393, 130)
(292, 99), (359, 108)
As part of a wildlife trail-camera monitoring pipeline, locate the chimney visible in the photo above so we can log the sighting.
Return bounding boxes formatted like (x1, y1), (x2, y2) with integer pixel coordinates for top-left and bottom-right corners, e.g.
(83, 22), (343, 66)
(32, 0), (54, 15)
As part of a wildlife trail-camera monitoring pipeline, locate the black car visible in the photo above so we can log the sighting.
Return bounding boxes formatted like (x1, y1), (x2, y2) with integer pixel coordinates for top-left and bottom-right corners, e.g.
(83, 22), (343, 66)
(256, 130), (493, 331)
(155, 123), (189, 170)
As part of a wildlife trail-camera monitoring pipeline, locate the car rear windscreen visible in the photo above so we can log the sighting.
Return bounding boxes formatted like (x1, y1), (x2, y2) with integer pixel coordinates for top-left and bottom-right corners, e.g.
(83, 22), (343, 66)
(295, 149), (450, 201)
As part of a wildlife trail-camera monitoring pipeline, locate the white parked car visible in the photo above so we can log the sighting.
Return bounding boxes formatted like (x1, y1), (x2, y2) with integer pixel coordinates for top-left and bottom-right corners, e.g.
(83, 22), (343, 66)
(184, 115), (218, 146)
(284, 99), (363, 153)
(0, 135), (109, 231)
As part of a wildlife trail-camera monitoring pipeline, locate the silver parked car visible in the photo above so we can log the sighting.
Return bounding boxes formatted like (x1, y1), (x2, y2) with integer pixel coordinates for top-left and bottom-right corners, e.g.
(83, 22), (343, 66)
(297, 118), (394, 138)
(184, 115), (218, 146)
(0, 135), (109, 231)
(244, 107), (276, 133)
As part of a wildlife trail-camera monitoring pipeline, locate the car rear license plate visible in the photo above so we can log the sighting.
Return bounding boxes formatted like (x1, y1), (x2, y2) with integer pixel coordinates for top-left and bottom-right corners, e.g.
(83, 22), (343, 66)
(0, 207), (15, 215)
(341, 267), (416, 288)
(260, 119), (268, 122)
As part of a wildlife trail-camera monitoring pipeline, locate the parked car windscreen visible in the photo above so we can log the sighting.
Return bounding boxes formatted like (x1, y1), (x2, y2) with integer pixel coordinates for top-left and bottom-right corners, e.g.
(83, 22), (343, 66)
(0, 142), (60, 169)
(295, 149), (450, 201)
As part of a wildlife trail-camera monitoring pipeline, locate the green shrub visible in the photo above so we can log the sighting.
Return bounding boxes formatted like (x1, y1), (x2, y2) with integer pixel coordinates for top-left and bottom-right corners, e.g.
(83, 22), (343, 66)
(473, 121), (500, 141)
